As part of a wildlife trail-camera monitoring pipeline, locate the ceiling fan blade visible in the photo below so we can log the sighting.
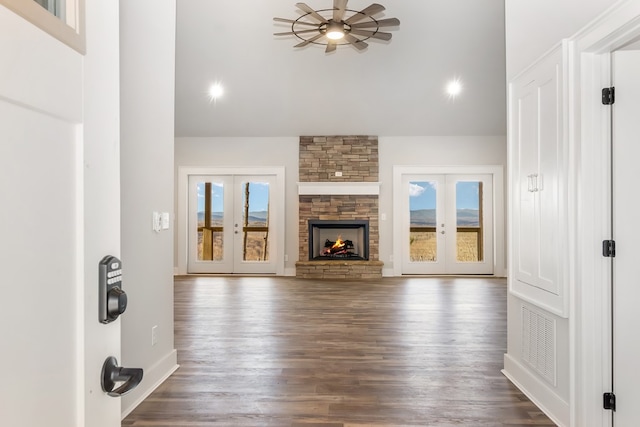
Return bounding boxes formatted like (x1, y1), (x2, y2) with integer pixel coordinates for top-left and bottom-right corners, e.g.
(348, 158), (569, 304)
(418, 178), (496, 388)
(343, 33), (368, 50)
(274, 29), (320, 36)
(274, 17), (319, 27)
(296, 2), (328, 23)
(294, 33), (326, 47)
(326, 42), (338, 53)
(350, 17), (400, 28)
(333, 0), (348, 21)
(349, 29), (392, 41)
(345, 3), (385, 25)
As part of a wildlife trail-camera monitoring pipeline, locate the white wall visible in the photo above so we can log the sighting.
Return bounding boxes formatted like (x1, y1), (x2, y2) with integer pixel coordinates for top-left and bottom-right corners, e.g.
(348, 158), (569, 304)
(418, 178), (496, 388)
(505, 0), (617, 79)
(175, 136), (506, 276)
(120, 0), (178, 416)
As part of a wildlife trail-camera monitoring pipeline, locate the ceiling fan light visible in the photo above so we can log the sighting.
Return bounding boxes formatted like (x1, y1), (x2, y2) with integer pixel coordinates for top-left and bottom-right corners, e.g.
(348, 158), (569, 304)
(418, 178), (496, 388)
(326, 21), (345, 40)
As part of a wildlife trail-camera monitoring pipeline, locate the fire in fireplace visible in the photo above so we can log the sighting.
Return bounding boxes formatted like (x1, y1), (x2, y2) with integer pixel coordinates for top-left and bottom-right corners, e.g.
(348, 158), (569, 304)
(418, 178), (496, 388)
(321, 236), (354, 257)
(308, 220), (369, 261)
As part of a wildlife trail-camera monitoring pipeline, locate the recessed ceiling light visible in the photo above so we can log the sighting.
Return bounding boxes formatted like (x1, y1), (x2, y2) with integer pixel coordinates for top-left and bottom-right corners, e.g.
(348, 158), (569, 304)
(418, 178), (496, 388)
(446, 78), (463, 98)
(208, 83), (224, 101)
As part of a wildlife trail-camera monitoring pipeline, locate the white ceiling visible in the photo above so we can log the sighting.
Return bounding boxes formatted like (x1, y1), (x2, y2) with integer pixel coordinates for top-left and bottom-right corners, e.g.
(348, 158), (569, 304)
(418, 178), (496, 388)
(174, 0), (506, 137)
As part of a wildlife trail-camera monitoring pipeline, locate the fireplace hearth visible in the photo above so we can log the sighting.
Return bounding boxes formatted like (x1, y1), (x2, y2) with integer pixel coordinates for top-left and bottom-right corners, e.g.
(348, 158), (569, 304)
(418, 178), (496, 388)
(308, 219), (369, 261)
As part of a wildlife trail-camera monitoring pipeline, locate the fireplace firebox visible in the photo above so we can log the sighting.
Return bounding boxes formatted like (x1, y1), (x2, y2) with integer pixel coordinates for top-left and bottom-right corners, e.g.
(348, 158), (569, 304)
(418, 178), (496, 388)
(308, 220), (369, 261)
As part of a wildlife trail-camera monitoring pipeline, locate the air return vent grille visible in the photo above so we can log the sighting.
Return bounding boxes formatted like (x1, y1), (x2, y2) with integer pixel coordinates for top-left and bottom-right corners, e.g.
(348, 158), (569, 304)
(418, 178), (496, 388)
(521, 304), (556, 385)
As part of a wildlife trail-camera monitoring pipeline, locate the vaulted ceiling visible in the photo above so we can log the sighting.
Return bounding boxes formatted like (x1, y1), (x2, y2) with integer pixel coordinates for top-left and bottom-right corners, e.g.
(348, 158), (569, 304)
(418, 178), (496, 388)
(174, 0), (506, 137)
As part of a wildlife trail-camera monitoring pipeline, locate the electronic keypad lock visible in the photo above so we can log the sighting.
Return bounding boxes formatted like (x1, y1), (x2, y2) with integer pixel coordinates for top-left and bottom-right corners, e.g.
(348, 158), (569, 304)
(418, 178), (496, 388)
(99, 255), (128, 324)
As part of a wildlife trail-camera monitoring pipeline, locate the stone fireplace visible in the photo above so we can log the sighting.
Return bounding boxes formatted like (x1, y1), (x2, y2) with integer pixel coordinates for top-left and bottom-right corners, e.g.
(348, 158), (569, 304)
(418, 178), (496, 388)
(296, 136), (383, 279)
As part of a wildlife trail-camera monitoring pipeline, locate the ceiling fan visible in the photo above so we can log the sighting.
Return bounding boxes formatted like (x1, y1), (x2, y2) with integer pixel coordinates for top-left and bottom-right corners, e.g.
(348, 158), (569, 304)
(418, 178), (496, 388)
(273, 0), (400, 52)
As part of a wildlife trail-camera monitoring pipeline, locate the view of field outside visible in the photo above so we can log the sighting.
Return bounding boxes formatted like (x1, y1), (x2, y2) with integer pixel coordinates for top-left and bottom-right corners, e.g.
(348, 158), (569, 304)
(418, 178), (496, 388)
(409, 180), (482, 262)
(195, 179), (481, 264)
(196, 181), (270, 262)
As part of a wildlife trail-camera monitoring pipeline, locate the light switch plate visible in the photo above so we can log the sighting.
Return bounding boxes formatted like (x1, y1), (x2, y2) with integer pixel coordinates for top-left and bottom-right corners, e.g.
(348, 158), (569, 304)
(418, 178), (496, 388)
(152, 212), (161, 232)
(161, 212), (170, 230)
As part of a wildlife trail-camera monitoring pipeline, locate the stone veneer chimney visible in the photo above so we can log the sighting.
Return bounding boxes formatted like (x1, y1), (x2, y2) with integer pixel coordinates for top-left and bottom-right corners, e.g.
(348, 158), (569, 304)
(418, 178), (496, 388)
(296, 136), (383, 279)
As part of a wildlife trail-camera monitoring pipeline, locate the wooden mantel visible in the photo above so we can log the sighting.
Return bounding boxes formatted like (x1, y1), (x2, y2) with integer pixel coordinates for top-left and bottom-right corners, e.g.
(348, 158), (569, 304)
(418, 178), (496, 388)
(297, 182), (381, 196)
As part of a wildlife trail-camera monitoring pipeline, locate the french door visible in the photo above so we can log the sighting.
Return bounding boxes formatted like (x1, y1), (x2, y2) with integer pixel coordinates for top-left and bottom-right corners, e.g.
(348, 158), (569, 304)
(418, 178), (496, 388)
(187, 174), (278, 274)
(401, 174), (493, 275)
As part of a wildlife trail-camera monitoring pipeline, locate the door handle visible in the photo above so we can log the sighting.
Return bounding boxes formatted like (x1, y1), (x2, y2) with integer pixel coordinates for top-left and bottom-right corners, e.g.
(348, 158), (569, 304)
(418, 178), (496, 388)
(101, 356), (143, 397)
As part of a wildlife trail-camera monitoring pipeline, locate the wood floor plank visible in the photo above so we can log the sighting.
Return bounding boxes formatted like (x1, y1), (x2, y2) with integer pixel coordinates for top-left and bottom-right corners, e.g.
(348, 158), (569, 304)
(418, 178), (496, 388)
(123, 277), (556, 426)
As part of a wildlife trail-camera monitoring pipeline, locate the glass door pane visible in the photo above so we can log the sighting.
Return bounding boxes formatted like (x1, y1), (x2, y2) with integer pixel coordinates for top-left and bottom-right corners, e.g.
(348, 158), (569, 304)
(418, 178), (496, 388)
(196, 181), (225, 261)
(33, 0), (64, 18)
(455, 181), (483, 262)
(234, 175), (277, 273)
(239, 180), (270, 262)
(409, 180), (438, 262)
(188, 175), (233, 273)
(445, 174), (493, 275)
(402, 175), (446, 274)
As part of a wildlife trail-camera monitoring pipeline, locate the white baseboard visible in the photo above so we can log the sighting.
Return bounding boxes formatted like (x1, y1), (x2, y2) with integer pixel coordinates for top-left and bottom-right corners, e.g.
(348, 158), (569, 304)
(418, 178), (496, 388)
(121, 349), (179, 419)
(503, 353), (568, 427)
(382, 267), (394, 277)
(284, 267), (296, 276)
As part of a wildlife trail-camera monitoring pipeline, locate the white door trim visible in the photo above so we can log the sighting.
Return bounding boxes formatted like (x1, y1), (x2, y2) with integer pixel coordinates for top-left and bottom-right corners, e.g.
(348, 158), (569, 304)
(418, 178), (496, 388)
(177, 166), (285, 275)
(568, 2), (640, 426)
(392, 165), (504, 277)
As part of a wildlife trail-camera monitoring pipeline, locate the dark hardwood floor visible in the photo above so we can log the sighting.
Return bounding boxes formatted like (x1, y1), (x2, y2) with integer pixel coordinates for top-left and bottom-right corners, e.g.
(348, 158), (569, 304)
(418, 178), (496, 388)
(123, 276), (555, 426)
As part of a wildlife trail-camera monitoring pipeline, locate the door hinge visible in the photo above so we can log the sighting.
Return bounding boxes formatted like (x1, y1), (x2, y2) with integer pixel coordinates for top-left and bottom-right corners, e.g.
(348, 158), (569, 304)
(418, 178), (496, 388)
(602, 87), (615, 105)
(603, 392), (616, 411)
(603, 240), (616, 257)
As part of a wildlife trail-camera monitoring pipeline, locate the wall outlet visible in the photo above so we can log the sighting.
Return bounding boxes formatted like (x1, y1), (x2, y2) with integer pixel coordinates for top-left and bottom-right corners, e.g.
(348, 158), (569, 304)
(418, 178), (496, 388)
(151, 325), (158, 346)
(335, 171), (342, 177)
(284, 254), (289, 262)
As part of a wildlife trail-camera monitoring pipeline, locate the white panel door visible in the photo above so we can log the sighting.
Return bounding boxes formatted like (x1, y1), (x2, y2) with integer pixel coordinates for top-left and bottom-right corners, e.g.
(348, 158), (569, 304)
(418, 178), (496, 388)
(401, 174), (493, 275)
(0, 3), (121, 427)
(188, 174), (278, 274)
(612, 49), (640, 427)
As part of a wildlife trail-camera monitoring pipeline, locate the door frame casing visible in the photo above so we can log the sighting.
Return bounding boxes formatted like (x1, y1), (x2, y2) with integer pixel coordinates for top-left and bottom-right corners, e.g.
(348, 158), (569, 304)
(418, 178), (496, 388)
(572, 3), (640, 426)
(392, 165), (505, 277)
(177, 166), (285, 275)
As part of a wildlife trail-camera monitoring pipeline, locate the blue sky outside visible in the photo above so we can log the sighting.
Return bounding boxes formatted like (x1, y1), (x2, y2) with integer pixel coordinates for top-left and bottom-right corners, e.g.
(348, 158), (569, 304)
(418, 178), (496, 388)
(409, 181), (480, 211)
(197, 181), (269, 213)
(409, 180), (480, 226)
